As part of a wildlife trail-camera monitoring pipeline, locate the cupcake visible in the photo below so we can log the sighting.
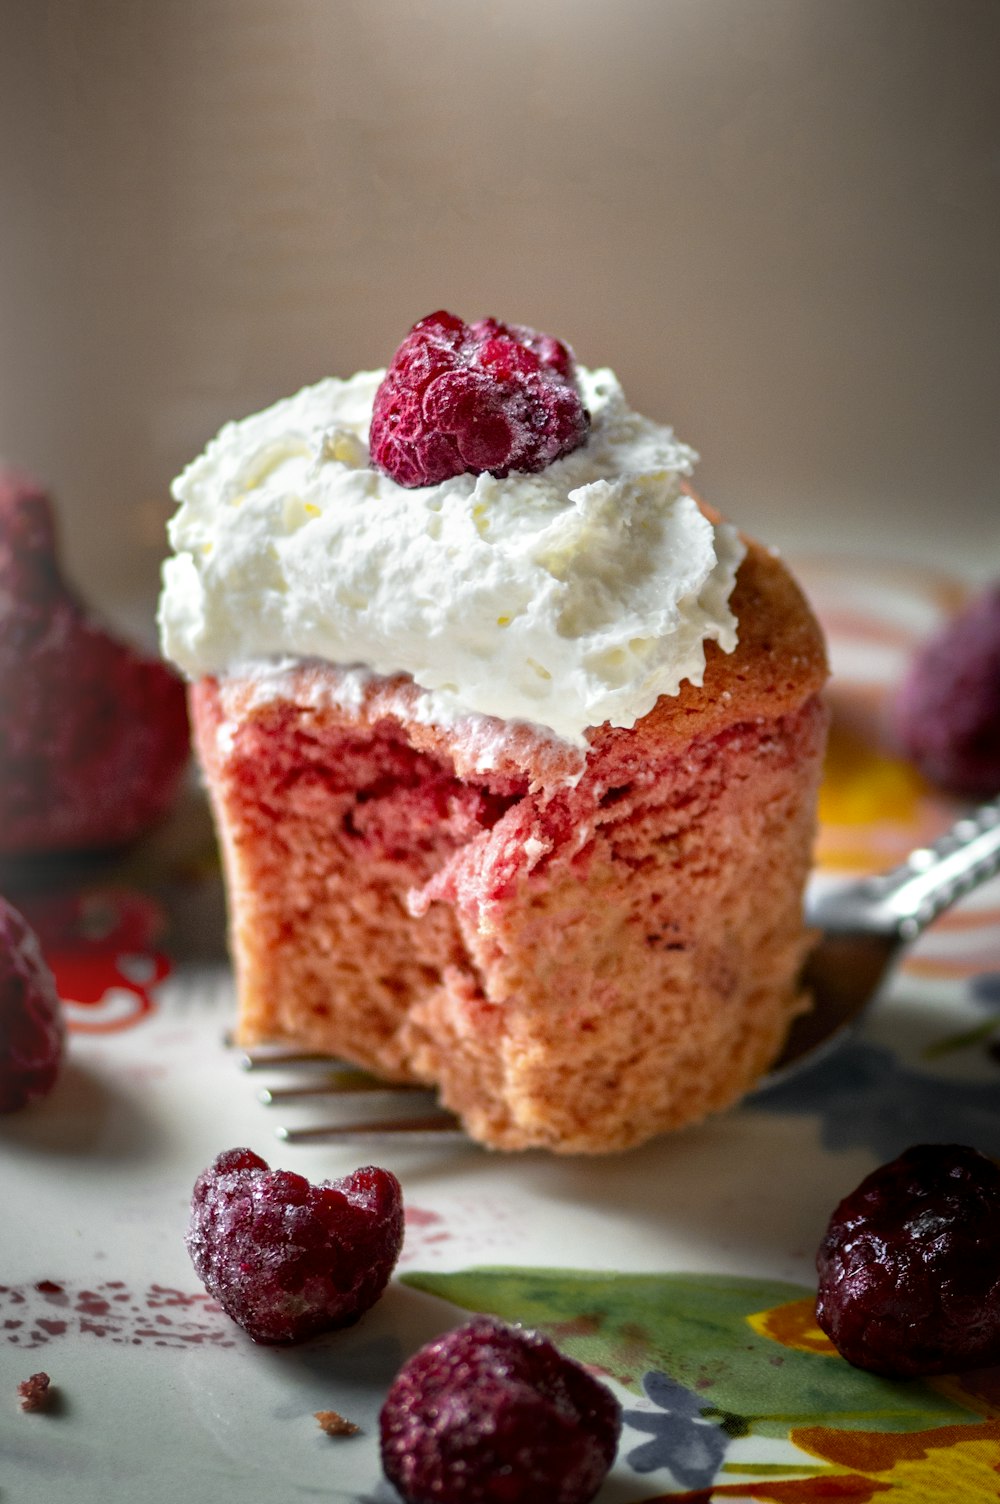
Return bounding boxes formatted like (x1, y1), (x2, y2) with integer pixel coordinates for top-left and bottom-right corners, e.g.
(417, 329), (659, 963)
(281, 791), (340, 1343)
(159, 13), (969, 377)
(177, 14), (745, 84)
(159, 313), (828, 1152)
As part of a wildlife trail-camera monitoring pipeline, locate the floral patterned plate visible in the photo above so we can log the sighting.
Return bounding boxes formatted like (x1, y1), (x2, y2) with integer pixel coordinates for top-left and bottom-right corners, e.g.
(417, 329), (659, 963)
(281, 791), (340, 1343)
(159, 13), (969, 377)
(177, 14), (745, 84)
(2, 558), (998, 1504)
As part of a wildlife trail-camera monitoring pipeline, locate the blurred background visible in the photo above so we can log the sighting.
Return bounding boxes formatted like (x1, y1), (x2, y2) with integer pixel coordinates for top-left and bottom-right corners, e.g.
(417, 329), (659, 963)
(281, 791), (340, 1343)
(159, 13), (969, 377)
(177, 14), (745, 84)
(1, 0), (998, 628)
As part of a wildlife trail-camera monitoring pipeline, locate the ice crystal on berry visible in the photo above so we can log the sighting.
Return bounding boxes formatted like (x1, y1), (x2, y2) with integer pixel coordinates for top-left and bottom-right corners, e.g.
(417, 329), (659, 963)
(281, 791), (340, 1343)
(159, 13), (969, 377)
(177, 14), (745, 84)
(379, 1315), (621, 1504)
(185, 1149), (403, 1344)
(369, 311), (590, 487)
(0, 468), (190, 855)
(816, 1143), (1000, 1377)
(0, 897), (65, 1113)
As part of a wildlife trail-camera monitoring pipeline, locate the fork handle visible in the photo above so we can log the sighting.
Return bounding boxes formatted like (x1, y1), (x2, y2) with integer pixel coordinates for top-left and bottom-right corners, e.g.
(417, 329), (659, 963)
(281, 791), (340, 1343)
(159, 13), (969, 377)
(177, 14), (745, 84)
(813, 798), (1000, 941)
(863, 798), (1000, 940)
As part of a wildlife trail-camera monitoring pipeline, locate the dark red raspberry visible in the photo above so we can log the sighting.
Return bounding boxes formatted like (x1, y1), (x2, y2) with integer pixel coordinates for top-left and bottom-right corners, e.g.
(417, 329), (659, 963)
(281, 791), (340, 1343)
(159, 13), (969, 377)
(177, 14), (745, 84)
(369, 312), (590, 487)
(892, 583), (1000, 797)
(816, 1143), (1000, 1377)
(0, 468), (190, 855)
(185, 1149), (403, 1344)
(379, 1316), (621, 1504)
(0, 897), (65, 1113)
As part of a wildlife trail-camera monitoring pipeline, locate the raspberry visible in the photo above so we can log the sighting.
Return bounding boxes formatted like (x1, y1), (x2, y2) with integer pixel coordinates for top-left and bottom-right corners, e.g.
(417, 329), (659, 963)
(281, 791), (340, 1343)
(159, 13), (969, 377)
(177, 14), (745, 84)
(892, 582), (1000, 798)
(816, 1143), (1000, 1377)
(0, 897), (65, 1113)
(369, 312), (590, 487)
(185, 1149), (403, 1344)
(379, 1316), (621, 1504)
(0, 468), (190, 855)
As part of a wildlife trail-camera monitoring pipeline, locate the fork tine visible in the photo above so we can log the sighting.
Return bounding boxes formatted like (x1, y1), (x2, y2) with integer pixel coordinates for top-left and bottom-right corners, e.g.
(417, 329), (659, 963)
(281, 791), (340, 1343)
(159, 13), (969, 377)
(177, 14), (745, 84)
(257, 1078), (438, 1103)
(275, 1113), (467, 1145)
(239, 1048), (361, 1072)
(240, 1041), (469, 1143)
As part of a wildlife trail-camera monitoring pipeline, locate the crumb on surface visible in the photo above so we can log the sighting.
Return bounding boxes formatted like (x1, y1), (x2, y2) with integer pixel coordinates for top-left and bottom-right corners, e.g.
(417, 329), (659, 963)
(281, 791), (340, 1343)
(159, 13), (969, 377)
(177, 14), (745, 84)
(18, 1372), (52, 1412)
(315, 1408), (360, 1437)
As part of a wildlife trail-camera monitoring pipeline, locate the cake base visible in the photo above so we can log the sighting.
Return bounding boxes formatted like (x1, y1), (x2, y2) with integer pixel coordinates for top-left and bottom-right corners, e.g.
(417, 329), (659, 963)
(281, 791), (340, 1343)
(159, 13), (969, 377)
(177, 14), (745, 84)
(192, 537), (828, 1152)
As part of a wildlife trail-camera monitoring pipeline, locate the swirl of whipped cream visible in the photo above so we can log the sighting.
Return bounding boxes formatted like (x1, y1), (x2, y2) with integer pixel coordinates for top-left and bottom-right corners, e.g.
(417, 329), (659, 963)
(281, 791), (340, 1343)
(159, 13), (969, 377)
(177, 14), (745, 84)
(158, 367), (745, 747)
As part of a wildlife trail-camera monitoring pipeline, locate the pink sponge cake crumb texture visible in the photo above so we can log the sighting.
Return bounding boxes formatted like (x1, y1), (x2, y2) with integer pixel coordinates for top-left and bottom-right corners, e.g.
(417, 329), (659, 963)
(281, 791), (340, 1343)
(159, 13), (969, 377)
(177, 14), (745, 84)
(190, 533), (828, 1153)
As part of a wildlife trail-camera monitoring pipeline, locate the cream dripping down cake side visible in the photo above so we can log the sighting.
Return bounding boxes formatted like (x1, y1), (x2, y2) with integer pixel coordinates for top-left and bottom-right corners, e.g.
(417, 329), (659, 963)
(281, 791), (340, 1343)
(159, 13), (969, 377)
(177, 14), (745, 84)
(159, 312), (828, 1153)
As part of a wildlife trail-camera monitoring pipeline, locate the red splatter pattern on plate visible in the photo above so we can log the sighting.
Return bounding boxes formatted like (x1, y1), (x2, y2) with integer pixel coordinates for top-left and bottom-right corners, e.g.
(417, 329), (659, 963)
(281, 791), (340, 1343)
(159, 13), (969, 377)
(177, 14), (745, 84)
(0, 1278), (235, 1350)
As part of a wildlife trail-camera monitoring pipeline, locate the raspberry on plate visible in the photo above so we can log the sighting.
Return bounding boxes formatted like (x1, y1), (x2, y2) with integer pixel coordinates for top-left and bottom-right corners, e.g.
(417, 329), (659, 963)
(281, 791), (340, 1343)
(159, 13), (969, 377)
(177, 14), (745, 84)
(379, 1315), (621, 1504)
(185, 1149), (403, 1344)
(891, 582), (1000, 798)
(369, 311), (590, 486)
(816, 1143), (1000, 1377)
(0, 897), (65, 1113)
(0, 467), (190, 855)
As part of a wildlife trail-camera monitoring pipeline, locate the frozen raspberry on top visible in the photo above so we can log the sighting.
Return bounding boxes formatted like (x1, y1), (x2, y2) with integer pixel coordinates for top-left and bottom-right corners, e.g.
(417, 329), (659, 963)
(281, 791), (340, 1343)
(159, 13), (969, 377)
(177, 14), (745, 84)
(186, 1149), (403, 1344)
(379, 1316), (621, 1504)
(892, 582), (1000, 798)
(0, 896), (65, 1113)
(369, 311), (590, 486)
(0, 468), (190, 854)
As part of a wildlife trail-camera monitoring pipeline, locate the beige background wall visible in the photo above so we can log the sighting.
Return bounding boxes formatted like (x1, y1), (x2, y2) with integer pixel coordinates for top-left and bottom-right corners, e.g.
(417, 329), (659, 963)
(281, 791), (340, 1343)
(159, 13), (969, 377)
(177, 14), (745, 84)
(1, 0), (997, 622)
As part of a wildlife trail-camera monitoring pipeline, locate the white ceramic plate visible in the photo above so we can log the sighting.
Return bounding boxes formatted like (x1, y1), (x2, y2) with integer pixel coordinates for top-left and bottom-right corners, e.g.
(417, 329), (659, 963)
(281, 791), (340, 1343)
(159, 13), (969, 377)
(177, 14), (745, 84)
(4, 560), (999, 1503)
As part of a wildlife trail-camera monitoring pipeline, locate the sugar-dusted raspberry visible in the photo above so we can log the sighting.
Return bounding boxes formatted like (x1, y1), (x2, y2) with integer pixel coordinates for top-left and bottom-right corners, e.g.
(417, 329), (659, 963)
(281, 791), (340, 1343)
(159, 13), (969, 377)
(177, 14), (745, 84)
(816, 1143), (1000, 1377)
(369, 312), (590, 487)
(379, 1316), (621, 1504)
(892, 582), (1000, 798)
(0, 897), (65, 1113)
(0, 468), (190, 855)
(185, 1149), (403, 1344)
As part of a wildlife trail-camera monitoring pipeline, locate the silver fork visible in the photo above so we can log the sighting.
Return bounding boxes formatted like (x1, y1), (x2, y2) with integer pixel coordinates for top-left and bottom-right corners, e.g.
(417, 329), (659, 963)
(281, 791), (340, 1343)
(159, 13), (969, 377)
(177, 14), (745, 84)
(241, 797), (1000, 1143)
(240, 1056), (466, 1144)
(771, 795), (1000, 1076)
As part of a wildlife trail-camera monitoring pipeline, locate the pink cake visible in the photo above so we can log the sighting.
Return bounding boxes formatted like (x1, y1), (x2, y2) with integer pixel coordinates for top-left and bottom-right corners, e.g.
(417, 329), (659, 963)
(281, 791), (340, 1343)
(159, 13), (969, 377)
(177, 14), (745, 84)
(162, 315), (828, 1152)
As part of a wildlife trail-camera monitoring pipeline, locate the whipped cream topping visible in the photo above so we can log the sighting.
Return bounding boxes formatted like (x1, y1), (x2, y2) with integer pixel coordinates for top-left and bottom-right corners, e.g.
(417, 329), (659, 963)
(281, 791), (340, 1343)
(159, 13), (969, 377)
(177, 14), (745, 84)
(159, 367), (745, 746)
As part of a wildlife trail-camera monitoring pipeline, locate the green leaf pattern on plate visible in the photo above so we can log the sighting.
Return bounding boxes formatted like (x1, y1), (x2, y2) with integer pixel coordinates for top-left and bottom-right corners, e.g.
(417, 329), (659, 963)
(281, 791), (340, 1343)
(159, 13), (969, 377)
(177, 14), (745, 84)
(401, 1267), (972, 1440)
